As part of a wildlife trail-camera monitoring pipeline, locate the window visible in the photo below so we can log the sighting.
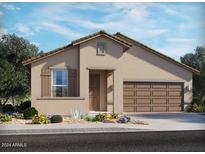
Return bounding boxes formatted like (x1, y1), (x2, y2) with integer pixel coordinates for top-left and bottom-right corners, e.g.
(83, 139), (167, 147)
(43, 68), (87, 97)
(52, 69), (68, 97)
(97, 42), (106, 56)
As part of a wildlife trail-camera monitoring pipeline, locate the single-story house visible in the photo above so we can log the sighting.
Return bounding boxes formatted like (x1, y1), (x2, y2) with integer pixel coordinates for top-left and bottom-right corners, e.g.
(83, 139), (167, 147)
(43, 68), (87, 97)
(23, 31), (199, 115)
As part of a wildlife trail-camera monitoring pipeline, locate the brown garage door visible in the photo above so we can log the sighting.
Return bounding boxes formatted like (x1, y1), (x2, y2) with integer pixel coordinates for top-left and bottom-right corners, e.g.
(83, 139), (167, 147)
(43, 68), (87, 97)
(123, 82), (183, 112)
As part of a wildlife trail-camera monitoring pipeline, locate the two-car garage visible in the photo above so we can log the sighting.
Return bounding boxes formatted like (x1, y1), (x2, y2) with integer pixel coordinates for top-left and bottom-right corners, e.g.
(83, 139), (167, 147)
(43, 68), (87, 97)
(123, 82), (183, 112)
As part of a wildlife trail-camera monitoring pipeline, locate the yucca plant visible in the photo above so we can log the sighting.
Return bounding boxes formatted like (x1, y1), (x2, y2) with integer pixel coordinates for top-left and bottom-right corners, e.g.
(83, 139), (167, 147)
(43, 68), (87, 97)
(70, 109), (82, 119)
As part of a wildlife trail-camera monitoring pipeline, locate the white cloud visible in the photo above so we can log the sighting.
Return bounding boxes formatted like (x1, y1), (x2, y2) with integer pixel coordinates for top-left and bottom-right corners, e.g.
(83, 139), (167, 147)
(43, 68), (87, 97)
(156, 45), (196, 61)
(16, 23), (34, 36)
(0, 11), (3, 16)
(0, 3), (20, 10)
(0, 28), (8, 36)
(25, 2), (203, 58)
(41, 22), (83, 39)
(146, 29), (168, 37)
(31, 41), (40, 47)
(153, 4), (179, 16)
(167, 38), (195, 44)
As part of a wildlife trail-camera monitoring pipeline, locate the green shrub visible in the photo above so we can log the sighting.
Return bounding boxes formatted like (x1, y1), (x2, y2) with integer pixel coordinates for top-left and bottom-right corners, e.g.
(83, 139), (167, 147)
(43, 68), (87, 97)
(2, 104), (15, 113)
(32, 114), (48, 124)
(50, 115), (63, 123)
(19, 101), (31, 112)
(84, 115), (98, 122)
(84, 113), (121, 122)
(12, 113), (24, 119)
(111, 113), (120, 119)
(0, 114), (12, 122)
(95, 113), (112, 122)
(188, 102), (205, 112)
(23, 107), (38, 119)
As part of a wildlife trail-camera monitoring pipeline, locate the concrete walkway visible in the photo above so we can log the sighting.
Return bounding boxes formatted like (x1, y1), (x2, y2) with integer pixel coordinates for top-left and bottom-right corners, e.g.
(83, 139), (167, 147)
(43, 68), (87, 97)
(0, 112), (204, 135)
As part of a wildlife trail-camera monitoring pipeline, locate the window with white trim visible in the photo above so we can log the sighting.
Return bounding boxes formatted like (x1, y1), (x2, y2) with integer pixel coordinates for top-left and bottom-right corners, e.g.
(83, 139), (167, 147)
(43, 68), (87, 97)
(52, 69), (68, 97)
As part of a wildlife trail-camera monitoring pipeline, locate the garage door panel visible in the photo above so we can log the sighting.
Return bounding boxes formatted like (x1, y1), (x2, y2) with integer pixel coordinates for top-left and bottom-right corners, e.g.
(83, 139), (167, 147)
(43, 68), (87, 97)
(168, 98), (181, 104)
(123, 98), (135, 104)
(153, 98), (166, 104)
(136, 103), (151, 107)
(136, 98), (151, 104)
(136, 107), (151, 112)
(152, 84), (167, 89)
(123, 82), (183, 112)
(168, 103), (181, 106)
(168, 91), (181, 96)
(136, 91), (151, 96)
(124, 106), (135, 112)
(123, 90), (135, 96)
(153, 106), (167, 112)
(153, 103), (167, 107)
(123, 104), (136, 107)
(168, 106), (181, 112)
(152, 91), (167, 96)
(136, 83), (151, 89)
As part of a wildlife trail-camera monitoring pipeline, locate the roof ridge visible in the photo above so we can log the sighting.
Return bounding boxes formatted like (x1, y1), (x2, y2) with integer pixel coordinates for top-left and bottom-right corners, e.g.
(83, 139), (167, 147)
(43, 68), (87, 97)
(23, 30), (131, 65)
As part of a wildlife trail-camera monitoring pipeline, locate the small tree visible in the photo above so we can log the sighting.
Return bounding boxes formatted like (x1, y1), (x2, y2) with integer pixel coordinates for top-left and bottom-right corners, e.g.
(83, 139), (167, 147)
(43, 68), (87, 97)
(0, 59), (28, 105)
(180, 47), (205, 103)
(0, 34), (40, 105)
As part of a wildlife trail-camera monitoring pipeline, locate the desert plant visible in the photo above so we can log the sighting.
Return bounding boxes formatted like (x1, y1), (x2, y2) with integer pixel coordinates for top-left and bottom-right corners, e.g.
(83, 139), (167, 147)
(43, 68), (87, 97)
(95, 113), (112, 122)
(50, 115), (63, 123)
(0, 113), (12, 122)
(83, 114), (98, 122)
(2, 104), (15, 113)
(188, 102), (205, 112)
(23, 107), (38, 119)
(111, 113), (121, 119)
(117, 115), (131, 123)
(70, 109), (82, 119)
(18, 100), (31, 112)
(12, 113), (24, 119)
(32, 114), (48, 124)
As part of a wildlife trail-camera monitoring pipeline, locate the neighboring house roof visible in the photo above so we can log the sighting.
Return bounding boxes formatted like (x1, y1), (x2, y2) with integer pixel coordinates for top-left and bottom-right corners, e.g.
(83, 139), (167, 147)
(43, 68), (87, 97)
(23, 30), (131, 65)
(22, 30), (200, 75)
(114, 32), (200, 75)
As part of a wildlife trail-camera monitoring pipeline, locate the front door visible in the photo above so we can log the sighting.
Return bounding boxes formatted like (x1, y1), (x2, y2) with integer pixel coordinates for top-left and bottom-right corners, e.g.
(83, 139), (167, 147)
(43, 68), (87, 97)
(89, 74), (100, 111)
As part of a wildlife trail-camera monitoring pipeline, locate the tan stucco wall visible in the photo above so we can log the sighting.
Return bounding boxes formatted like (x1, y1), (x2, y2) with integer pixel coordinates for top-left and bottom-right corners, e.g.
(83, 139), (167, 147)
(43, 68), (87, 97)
(31, 46), (87, 115)
(79, 36), (124, 113)
(31, 35), (193, 115)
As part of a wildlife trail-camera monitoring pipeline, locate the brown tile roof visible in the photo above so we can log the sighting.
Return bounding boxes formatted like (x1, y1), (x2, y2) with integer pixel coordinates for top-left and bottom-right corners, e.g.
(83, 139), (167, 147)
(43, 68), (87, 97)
(23, 30), (200, 75)
(114, 32), (200, 75)
(23, 30), (131, 65)
(72, 30), (132, 48)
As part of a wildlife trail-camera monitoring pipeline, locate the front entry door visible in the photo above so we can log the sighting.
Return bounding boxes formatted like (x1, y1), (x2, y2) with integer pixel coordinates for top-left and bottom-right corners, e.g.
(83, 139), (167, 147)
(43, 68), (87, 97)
(89, 74), (100, 111)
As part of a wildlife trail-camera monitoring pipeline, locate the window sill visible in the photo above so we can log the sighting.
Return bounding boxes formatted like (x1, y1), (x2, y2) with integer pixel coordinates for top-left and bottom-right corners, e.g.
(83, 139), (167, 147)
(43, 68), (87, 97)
(36, 97), (85, 100)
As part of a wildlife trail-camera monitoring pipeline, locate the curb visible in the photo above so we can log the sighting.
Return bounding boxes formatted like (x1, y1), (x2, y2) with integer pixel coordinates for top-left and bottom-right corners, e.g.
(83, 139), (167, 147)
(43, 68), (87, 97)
(0, 128), (204, 136)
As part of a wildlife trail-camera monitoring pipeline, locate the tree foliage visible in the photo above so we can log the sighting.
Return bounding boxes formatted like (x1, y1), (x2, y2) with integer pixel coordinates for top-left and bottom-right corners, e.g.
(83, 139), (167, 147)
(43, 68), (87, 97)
(0, 34), (40, 105)
(180, 47), (205, 102)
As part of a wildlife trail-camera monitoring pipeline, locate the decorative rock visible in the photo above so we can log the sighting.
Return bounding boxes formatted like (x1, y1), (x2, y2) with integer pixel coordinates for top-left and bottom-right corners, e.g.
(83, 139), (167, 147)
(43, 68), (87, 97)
(130, 120), (149, 125)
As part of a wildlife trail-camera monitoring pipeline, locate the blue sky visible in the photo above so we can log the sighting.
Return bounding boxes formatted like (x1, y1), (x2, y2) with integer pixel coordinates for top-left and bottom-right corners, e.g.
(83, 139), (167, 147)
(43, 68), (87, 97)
(0, 2), (205, 60)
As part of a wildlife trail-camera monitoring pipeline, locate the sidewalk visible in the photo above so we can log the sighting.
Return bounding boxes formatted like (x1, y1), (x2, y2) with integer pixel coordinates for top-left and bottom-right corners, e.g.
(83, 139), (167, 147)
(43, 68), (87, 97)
(0, 113), (205, 135)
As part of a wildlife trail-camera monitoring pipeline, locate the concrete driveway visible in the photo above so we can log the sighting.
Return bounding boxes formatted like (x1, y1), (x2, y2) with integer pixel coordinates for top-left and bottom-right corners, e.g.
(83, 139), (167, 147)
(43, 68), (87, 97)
(128, 112), (205, 131)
